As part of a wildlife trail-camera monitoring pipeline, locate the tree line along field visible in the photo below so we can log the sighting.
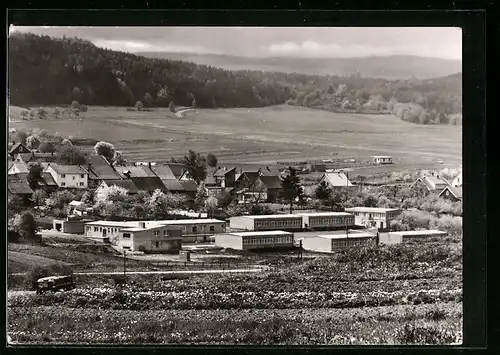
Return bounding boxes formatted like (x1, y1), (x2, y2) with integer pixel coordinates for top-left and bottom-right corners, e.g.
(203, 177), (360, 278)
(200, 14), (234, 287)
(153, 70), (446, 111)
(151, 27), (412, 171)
(8, 240), (462, 345)
(9, 105), (462, 170)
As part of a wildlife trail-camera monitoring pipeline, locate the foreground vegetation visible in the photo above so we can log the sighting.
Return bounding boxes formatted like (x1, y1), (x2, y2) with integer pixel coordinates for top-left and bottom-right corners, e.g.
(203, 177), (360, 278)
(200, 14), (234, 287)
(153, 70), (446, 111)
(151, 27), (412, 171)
(8, 241), (462, 345)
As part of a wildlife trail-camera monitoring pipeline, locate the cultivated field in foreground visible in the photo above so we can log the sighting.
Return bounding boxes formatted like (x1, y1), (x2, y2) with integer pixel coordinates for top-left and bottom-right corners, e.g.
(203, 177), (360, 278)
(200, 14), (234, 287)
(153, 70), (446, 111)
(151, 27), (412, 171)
(8, 241), (462, 345)
(9, 105), (462, 170)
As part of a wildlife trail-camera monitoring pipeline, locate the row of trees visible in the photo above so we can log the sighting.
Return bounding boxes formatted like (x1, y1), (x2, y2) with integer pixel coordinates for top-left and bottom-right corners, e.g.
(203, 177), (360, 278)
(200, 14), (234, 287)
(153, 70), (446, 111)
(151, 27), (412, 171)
(9, 33), (461, 125)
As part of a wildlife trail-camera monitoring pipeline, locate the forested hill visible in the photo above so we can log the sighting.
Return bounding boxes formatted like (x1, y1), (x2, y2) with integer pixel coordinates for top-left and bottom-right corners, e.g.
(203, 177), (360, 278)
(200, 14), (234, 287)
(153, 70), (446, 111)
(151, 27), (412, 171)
(138, 52), (462, 80)
(9, 33), (462, 125)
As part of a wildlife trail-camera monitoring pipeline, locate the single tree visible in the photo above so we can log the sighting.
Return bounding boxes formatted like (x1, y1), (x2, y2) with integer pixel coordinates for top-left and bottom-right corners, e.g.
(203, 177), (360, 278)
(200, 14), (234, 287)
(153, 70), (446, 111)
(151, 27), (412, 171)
(281, 166), (303, 214)
(194, 183), (208, 211)
(26, 135), (41, 150)
(53, 107), (60, 119)
(205, 196), (218, 217)
(32, 189), (48, 206)
(37, 108), (47, 120)
(182, 150), (207, 184)
(169, 101), (176, 113)
(21, 110), (28, 120)
(315, 180), (332, 201)
(135, 101), (144, 111)
(12, 212), (37, 240)
(206, 153), (218, 168)
(38, 141), (56, 154)
(113, 151), (126, 166)
(55, 145), (87, 165)
(94, 141), (115, 162)
(27, 162), (43, 190)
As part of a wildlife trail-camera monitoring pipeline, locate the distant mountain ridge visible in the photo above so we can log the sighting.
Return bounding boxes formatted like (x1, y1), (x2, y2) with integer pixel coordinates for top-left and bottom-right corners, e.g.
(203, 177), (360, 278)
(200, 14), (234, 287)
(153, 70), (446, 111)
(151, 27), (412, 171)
(137, 52), (462, 80)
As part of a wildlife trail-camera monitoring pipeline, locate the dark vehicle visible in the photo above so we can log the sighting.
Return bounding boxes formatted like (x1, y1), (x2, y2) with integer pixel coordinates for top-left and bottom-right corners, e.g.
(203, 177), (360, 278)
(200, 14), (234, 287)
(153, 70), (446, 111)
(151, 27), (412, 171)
(35, 275), (75, 294)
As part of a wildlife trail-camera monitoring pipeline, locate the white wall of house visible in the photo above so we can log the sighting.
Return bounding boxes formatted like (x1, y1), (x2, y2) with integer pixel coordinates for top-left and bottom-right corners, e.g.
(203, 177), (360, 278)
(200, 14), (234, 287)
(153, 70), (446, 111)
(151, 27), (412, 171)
(46, 166), (88, 188)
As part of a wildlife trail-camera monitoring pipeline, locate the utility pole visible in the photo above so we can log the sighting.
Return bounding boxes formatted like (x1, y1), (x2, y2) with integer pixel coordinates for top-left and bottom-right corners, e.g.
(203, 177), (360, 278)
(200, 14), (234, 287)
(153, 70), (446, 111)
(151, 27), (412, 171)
(123, 249), (126, 285)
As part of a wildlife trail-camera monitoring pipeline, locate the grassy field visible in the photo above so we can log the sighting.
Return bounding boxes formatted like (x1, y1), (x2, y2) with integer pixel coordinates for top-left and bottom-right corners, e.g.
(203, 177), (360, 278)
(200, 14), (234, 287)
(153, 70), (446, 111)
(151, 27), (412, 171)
(9, 105), (461, 171)
(8, 240), (462, 345)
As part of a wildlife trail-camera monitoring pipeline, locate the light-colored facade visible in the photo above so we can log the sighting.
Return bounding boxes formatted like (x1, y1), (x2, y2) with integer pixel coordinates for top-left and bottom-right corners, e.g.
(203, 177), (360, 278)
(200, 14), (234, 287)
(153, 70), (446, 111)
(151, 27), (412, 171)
(215, 230), (294, 250)
(85, 219), (225, 244)
(230, 214), (303, 231)
(301, 232), (375, 252)
(296, 212), (355, 230)
(372, 156), (393, 165)
(379, 230), (448, 245)
(84, 221), (182, 252)
(45, 164), (88, 189)
(344, 207), (401, 230)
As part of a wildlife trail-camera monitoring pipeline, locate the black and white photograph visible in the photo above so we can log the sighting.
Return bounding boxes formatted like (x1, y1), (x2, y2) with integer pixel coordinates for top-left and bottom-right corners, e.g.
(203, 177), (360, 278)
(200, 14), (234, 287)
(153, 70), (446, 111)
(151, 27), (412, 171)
(7, 25), (463, 345)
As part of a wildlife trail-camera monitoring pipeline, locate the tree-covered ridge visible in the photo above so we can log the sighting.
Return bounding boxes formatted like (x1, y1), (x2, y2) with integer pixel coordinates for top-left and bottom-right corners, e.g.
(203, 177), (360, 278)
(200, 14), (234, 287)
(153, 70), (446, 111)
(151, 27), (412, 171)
(9, 33), (461, 125)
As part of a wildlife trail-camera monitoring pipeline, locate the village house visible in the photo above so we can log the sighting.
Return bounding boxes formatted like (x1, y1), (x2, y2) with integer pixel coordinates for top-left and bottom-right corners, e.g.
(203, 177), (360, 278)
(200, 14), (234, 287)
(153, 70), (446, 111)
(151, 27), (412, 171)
(15, 152), (57, 164)
(8, 142), (31, 159)
(7, 177), (34, 203)
(8, 160), (29, 175)
(372, 156), (393, 165)
(9, 172), (58, 194)
(318, 171), (355, 191)
(438, 185), (463, 202)
(213, 167), (237, 188)
(410, 173), (449, 192)
(344, 207), (401, 230)
(234, 170), (283, 203)
(44, 163), (88, 189)
(97, 179), (140, 194)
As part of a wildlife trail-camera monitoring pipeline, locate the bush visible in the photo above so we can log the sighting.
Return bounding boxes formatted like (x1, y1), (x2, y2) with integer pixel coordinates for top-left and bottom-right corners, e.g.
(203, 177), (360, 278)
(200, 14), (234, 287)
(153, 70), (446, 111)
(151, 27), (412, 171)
(396, 324), (458, 344)
(26, 264), (73, 290)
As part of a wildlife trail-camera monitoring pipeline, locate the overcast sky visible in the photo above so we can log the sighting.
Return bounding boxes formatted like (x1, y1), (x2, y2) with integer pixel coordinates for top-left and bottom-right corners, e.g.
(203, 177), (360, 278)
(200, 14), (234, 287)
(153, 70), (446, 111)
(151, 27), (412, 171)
(10, 26), (462, 60)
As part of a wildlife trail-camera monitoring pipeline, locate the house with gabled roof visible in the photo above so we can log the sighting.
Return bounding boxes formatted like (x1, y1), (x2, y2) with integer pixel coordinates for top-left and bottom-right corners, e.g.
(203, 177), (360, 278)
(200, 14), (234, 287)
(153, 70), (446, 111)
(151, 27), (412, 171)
(438, 185), (463, 202)
(9, 142), (30, 159)
(410, 173), (449, 192)
(318, 172), (354, 190)
(8, 160), (29, 175)
(98, 179), (140, 194)
(44, 163), (88, 189)
(235, 172), (284, 203)
(15, 152), (57, 164)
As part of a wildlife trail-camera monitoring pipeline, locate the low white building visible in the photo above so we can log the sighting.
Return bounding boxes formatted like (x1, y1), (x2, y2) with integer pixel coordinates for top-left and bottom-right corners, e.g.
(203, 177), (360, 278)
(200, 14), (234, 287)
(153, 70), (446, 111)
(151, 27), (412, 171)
(215, 230), (294, 250)
(344, 207), (401, 230)
(45, 163), (88, 189)
(301, 231), (376, 253)
(295, 212), (355, 230)
(230, 214), (303, 231)
(372, 156), (393, 165)
(379, 230), (448, 245)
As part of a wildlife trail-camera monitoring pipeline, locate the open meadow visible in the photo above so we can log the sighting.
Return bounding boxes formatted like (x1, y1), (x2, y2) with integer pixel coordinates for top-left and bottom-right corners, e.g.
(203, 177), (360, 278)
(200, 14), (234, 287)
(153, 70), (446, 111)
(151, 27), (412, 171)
(9, 105), (461, 172)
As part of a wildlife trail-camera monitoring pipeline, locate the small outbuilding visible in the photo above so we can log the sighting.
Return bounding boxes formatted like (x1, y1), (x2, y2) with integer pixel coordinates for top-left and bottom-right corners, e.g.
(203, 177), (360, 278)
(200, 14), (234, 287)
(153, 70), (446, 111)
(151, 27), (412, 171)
(372, 156), (393, 165)
(215, 230), (294, 251)
(378, 230), (448, 245)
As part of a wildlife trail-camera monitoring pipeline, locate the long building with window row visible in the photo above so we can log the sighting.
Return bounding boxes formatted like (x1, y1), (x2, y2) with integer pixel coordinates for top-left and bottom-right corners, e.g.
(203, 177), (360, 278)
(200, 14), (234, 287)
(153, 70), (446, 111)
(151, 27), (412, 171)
(215, 230), (294, 250)
(229, 214), (303, 232)
(295, 212), (355, 230)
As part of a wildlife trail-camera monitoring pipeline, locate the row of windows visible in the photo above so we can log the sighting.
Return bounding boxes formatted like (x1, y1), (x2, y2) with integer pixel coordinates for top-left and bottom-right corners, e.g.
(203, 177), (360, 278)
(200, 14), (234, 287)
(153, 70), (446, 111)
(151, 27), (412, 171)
(89, 224), (222, 236)
(61, 182), (85, 187)
(255, 219), (301, 227)
(242, 236), (293, 245)
(310, 217), (354, 225)
(353, 212), (388, 218)
(182, 225), (218, 233)
(332, 239), (371, 248)
(60, 174), (85, 179)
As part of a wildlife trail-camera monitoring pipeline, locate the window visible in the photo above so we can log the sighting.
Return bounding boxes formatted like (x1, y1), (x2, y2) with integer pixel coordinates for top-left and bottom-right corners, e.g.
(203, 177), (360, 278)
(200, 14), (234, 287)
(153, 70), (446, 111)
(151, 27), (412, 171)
(61, 182), (66, 187)
(123, 233), (131, 239)
(210, 226), (215, 232)
(79, 182), (84, 186)
(192, 226), (197, 233)
(164, 230), (167, 236)
(155, 241), (160, 248)
(72, 176), (76, 180)
(80, 174), (84, 178)
(94, 227), (98, 232)
(154, 230), (159, 237)
(61, 174), (66, 178)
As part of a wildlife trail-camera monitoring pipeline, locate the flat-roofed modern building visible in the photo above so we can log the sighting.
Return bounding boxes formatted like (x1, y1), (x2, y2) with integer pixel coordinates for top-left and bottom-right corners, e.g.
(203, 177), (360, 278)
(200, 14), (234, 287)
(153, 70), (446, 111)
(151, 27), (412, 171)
(229, 214), (303, 232)
(379, 230), (448, 245)
(84, 220), (182, 253)
(344, 207), (401, 230)
(215, 230), (294, 250)
(295, 212), (355, 230)
(301, 232), (376, 253)
(85, 218), (225, 244)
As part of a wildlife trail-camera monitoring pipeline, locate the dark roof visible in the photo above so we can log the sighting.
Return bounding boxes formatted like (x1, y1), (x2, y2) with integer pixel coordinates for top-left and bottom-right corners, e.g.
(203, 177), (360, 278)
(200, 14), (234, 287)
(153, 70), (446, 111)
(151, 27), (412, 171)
(151, 165), (177, 180)
(161, 179), (185, 192)
(41, 173), (57, 186)
(116, 165), (158, 179)
(10, 172), (57, 187)
(207, 167), (218, 177)
(8, 182), (33, 195)
(180, 180), (198, 192)
(166, 163), (186, 179)
(259, 175), (283, 189)
(204, 176), (217, 186)
(130, 177), (167, 193)
(9, 143), (30, 155)
(103, 179), (140, 194)
(87, 155), (122, 180)
(46, 163), (87, 175)
(237, 172), (260, 184)
(439, 186), (463, 199)
(213, 167), (236, 177)
(16, 152), (56, 163)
